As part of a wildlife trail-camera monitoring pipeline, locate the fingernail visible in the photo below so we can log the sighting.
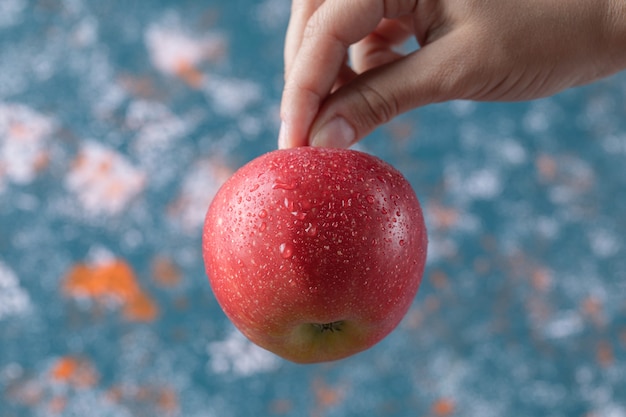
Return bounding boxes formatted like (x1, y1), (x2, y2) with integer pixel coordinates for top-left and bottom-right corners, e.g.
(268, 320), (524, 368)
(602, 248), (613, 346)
(310, 117), (355, 148)
(278, 121), (288, 149)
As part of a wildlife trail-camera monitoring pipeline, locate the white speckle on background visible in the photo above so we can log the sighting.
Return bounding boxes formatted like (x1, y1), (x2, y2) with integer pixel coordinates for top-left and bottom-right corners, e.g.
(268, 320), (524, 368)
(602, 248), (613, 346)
(0, 0), (26, 28)
(543, 310), (584, 339)
(523, 109), (550, 133)
(498, 138), (527, 164)
(601, 133), (626, 155)
(145, 21), (225, 78)
(85, 245), (117, 266)
(595, 404), (626, 417)
(535, 216), (560, 240)
(207, 329), (280, 377)
(424, 237), (458, 264)
(255, 0), (290, 30)
(127, 100), (199, 157)
(465, 169), (503, 200)
(520, 380), (568, 407)
(72, 16), (99, 47)
(168, 158), (231, 230)
(449, 100), (477, 117)
(203, 77), (262, 116)
(588, 227), (621, 258)
(523, 100), (560, 134)
(0, 103), (56, 189)
(0, 260), (32, 320)
(65, 141), (146, 215)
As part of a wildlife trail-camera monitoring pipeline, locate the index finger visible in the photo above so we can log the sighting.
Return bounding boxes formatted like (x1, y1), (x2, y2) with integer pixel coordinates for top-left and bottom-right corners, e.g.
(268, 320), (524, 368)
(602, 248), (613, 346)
(284, 0), (324, 79)
(281, 0), (406, 148)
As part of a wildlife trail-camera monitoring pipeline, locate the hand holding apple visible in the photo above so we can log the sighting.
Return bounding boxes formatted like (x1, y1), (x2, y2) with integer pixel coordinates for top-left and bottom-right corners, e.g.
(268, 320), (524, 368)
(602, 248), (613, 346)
(202, 147), (427, 363)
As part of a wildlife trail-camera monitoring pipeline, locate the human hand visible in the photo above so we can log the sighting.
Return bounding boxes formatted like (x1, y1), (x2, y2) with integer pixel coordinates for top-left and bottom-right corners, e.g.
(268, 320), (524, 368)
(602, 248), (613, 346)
(278, 0), (626, 149)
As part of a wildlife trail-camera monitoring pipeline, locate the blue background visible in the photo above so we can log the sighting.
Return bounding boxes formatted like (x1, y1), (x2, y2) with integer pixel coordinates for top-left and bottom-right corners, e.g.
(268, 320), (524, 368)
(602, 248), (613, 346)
(1, 1), (626, 416)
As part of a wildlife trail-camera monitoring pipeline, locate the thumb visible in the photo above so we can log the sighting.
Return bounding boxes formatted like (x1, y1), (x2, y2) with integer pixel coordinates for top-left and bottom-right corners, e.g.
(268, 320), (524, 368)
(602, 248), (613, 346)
(310, 31), (472, 148)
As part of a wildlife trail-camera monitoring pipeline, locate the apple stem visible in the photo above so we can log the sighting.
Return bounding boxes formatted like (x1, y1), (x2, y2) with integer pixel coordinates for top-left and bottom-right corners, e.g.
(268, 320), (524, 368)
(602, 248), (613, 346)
(312, 321), (344, 333)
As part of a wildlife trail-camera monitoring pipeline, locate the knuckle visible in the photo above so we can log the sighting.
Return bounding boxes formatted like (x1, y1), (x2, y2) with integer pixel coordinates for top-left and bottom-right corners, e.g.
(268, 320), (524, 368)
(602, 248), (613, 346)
(351, 81), (399, 127)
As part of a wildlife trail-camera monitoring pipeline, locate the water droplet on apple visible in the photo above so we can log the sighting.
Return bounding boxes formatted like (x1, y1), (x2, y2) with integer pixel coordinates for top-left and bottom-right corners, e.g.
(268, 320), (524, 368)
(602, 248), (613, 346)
(284, 197), (294, 212)
(399, 240), (406, 246)
(279, 242), (294, 258)
(366, 195), (375, 205)
(259, 222), (267, 232)
(305, 222), (318, 237)
(249, 183), (260, 192)
(273, 179), (298, 190)
(258, 209), (267, 218)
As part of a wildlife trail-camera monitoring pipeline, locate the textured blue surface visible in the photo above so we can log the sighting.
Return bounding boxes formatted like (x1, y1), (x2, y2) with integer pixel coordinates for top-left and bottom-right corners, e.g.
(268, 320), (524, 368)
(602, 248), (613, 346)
(1, 1), (626, 416)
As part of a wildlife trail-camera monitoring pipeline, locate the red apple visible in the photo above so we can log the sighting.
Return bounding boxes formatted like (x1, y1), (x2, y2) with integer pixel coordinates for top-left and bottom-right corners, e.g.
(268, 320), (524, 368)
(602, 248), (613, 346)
(202, 147), (427, 363)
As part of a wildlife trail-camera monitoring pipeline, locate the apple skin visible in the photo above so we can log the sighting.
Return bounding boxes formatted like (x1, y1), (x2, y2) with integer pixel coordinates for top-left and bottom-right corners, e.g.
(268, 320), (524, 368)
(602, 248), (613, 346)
(202, 147), (427, 364)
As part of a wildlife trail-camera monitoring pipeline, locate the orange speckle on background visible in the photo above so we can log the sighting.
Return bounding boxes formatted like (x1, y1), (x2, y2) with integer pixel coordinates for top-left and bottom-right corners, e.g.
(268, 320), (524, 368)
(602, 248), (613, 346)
(174, 59), (204, 88)
(123, 292), (159, 322)
(269, 398), (293, 415)
(429, 270), (449, 290)
(581, 296), (606, 328)
(432, 397), (456, 416)
(402, 307), (423, 329)
(531, 267), (552, 293)
(596, 340), (614, 367)
(51, 357), (79, 382)
(50, 356), (98, 388)
(429, 203), (459, 230)
(106, 386), (123, 403)
(63, 259), (159, 322)
(157, 387), (179, 413)
(312, 378), (344, 408)
(119, 74), (159, 98)
(9, 122), (31, 139)
(97, 156), (113, 174)
(536, 154), (557, 182)
(48, 395), (67, 414)
(32, 152), (50, 173)
(105, 383), (179, 414)
(424, 295), (441, 313)
(152, 255), (182, 287)
(6, 378), (44, 406)
(386, 120), (415, 143)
